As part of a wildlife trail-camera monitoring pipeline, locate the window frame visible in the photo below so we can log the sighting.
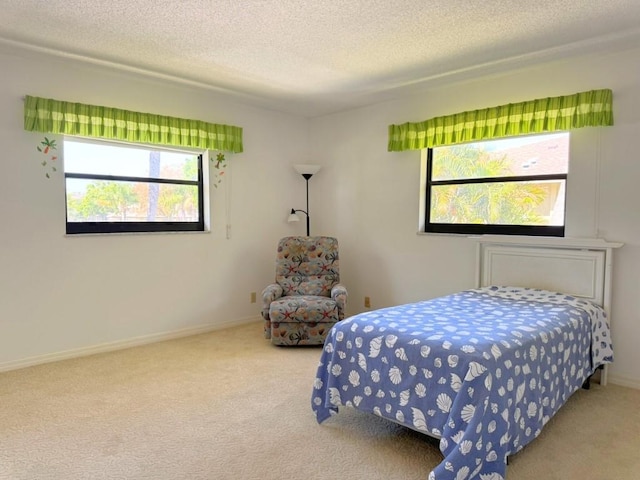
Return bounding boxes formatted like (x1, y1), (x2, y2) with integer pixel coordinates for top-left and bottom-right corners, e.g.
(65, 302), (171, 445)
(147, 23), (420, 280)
(64, 138), (206, 235)
(423, 136), (568, 237)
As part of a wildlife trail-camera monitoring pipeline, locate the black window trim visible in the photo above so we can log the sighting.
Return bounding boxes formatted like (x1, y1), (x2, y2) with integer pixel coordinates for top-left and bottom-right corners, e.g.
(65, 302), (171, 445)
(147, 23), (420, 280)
(424, 146), (567, 237)
(65, 146), (205, 235)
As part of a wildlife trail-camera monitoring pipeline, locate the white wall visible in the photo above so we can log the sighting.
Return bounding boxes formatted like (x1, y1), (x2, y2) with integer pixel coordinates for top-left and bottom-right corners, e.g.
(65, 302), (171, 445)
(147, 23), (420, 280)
(0, 44), (311, 369)
(2, 41), (639, 389)
(309, 46), (640, 388)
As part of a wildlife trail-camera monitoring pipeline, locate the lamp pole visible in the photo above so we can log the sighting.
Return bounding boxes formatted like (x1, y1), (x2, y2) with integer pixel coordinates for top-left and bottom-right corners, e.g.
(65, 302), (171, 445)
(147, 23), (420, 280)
(289, 165), (320, 236)
(303, 173), (311, 235)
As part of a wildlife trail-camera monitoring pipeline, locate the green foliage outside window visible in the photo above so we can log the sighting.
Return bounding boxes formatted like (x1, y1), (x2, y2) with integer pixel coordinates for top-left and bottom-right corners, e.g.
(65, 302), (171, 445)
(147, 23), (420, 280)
(430, 145), (547, 225)
(66, 156), (199, 222)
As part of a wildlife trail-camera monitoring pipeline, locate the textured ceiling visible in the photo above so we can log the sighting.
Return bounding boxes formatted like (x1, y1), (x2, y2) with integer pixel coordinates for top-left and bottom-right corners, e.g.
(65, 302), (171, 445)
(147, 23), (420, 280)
(1, 0), (640, 117)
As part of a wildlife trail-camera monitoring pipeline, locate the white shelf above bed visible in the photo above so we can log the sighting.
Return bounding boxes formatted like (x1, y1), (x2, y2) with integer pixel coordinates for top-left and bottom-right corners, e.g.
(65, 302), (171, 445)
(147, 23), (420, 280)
(470, 235), (623, 250)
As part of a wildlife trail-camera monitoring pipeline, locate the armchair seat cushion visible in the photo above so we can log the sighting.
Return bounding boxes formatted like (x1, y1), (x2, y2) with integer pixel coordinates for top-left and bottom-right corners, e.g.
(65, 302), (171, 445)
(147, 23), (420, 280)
(269, 295), (340, 324)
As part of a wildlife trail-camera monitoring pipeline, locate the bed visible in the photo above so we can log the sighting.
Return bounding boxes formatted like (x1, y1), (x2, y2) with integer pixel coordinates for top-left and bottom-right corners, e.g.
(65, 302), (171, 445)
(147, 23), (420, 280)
(311, 238), (621, 480)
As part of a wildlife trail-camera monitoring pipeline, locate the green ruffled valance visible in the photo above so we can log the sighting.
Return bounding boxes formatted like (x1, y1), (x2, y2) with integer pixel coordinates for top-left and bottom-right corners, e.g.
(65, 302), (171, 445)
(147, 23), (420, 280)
(24, 95), (243, 153)
(388, 89), (613, 152)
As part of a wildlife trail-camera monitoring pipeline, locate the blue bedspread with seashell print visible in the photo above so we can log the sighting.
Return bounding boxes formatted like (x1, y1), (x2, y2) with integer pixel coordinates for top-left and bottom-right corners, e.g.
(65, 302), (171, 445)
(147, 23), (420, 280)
(311, 286), (613, 480)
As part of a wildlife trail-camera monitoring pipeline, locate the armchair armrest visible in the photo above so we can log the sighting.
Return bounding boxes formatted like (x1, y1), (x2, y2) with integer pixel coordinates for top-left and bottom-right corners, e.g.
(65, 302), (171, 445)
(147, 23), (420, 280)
(331, 284), (348, 320)
(261, 283), (283, 319)
(261, 283), (283, 340)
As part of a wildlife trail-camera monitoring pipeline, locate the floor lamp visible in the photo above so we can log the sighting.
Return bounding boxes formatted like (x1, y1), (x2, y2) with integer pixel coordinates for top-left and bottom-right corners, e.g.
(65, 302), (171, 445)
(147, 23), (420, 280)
(288, 164), (321, 236)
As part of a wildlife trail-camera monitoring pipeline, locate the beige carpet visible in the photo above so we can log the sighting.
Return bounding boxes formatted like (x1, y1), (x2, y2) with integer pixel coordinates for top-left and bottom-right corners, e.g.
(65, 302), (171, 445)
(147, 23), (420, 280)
(1, 322), (639, 480)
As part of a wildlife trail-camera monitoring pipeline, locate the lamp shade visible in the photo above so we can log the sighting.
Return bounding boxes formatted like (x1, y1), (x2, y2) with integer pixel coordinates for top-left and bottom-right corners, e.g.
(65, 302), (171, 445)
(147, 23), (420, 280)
(288, 211), (300, 223)
(293, 164), (321, 176)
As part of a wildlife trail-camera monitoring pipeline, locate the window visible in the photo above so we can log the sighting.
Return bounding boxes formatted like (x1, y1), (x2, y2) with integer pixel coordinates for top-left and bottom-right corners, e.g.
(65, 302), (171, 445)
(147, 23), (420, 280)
(424, 132), (569, 236)
(64, 139), (205, 234)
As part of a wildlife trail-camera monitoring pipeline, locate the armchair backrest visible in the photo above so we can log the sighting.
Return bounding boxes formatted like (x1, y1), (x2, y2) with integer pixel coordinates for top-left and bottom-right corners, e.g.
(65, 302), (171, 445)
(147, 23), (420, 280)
(275, 236), (340, 297)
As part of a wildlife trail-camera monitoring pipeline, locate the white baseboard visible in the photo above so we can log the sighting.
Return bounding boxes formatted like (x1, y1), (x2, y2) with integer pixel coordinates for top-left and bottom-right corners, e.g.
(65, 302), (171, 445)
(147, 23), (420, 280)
(609, 374), (640, 390)
(0, 316), (261, 373)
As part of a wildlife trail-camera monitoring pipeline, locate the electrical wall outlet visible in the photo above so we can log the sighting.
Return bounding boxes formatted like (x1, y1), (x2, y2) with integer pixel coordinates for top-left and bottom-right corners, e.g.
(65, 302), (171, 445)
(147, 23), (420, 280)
(364, 296), (371, 308)
(251, 292), (257, 303)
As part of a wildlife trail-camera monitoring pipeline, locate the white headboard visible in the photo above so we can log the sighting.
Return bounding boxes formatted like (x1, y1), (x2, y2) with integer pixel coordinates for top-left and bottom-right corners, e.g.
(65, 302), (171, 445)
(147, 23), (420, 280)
(475, 236), (623, 311)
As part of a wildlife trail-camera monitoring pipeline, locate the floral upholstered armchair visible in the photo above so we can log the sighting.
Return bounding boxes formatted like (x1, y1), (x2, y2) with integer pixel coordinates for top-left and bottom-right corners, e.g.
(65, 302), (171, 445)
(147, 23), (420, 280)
(262, 236), (347, 346)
